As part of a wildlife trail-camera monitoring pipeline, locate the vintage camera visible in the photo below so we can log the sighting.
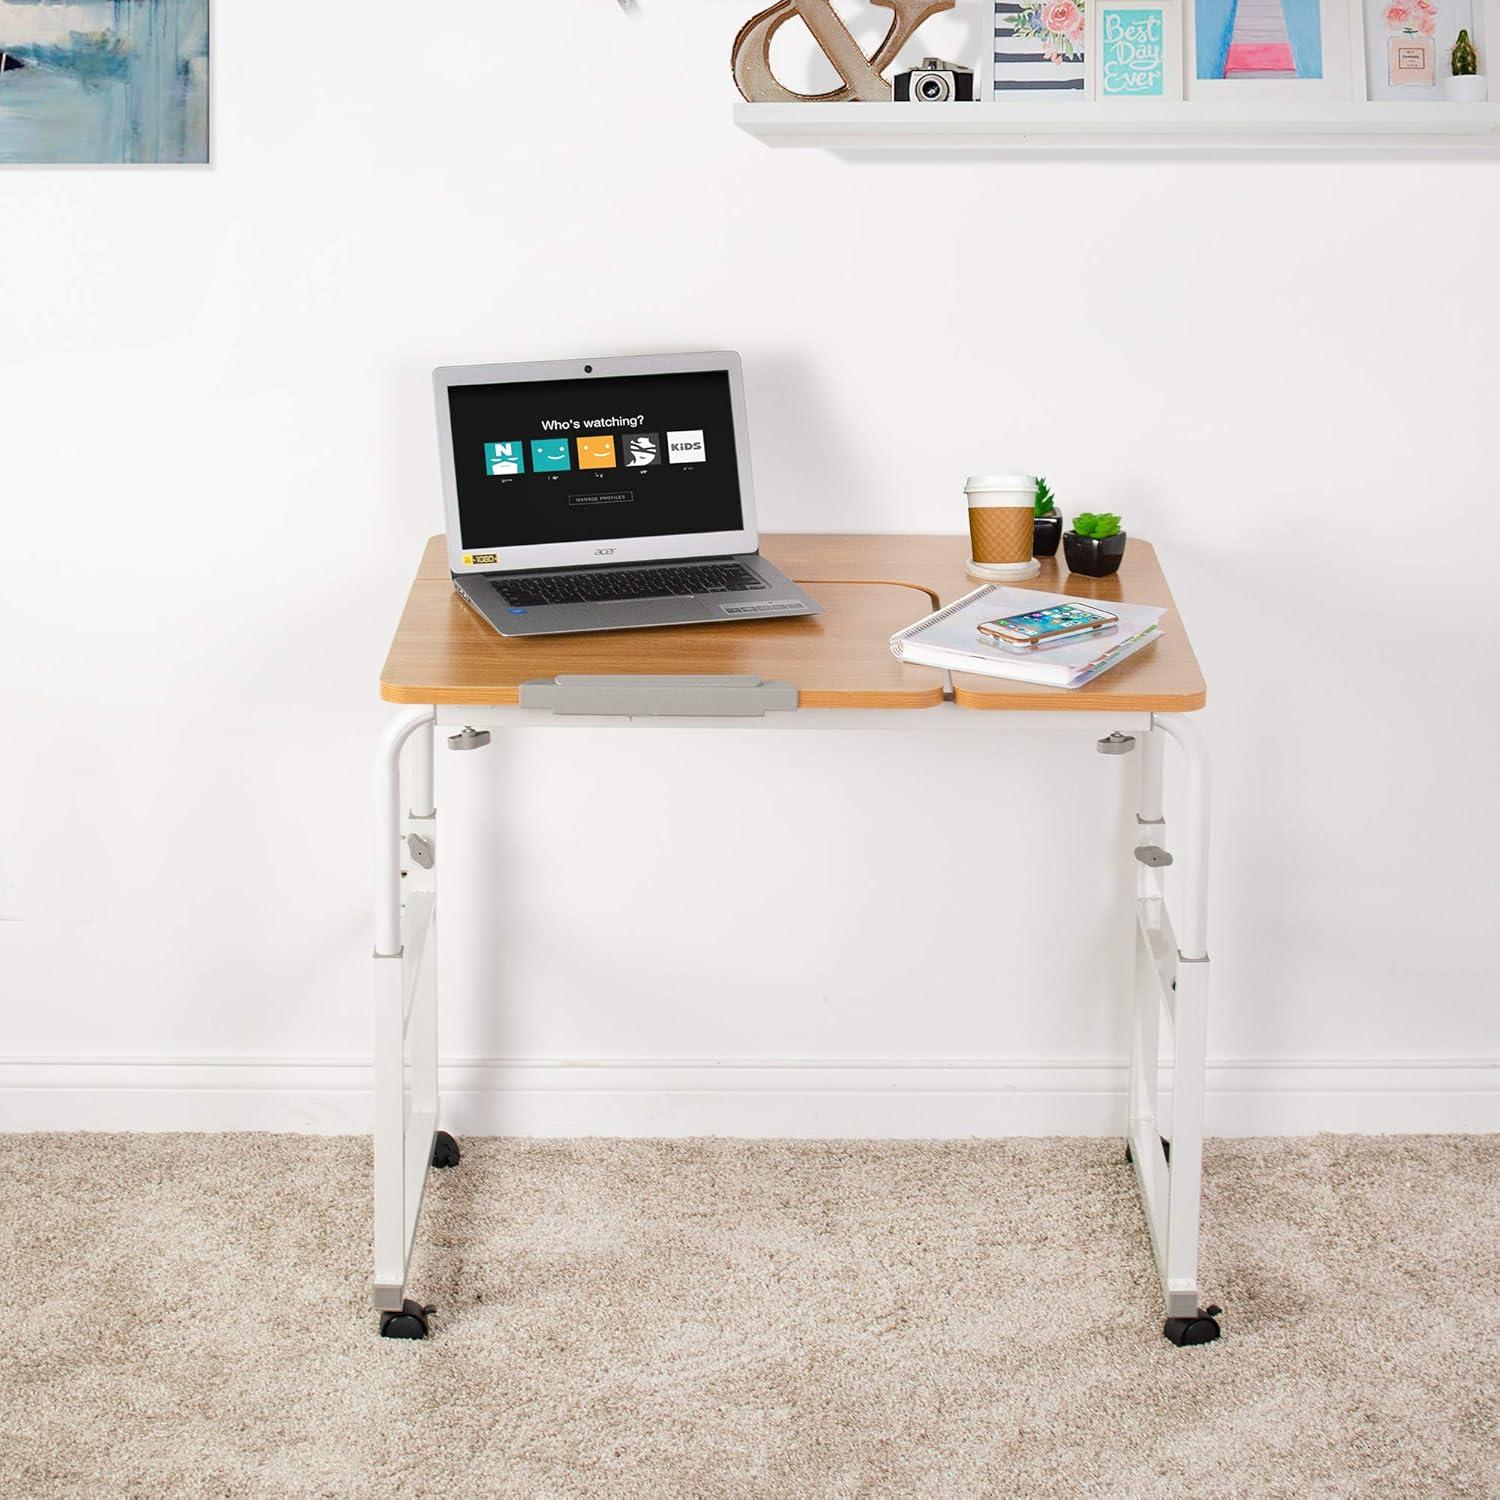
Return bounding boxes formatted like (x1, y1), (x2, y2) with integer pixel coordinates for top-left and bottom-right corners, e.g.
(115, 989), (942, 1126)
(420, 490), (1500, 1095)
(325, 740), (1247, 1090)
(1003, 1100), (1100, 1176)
(893, 57), (975, 103)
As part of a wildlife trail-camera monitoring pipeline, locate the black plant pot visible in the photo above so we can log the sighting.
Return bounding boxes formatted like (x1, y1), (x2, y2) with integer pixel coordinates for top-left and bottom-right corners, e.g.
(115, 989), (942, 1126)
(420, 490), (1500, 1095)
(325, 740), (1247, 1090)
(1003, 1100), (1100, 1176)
(1064, 530), (1127, 577)
(1032, 514), (1063, 557)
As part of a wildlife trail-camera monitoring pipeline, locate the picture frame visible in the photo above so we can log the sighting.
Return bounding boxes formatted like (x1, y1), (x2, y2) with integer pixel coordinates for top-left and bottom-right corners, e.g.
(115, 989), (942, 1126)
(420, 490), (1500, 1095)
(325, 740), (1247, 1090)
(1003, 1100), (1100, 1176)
(993, 0), (1095, 99)
(1361, 0), (1487, 99)
(1092, 0), (1186, 96)
(1185, 0), (1359, 97)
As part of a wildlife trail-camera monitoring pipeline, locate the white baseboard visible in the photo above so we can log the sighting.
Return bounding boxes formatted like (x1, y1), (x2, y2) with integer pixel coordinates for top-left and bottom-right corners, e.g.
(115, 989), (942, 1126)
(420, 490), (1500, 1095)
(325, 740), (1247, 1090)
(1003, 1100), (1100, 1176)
(0, 1056), (1495, 1135)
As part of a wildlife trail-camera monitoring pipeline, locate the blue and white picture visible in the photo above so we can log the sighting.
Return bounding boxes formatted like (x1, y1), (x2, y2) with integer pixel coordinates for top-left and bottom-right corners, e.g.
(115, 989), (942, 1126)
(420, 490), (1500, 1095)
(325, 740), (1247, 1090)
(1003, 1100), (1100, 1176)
(1195, 0), (1324, 78)
(0, 0), (208, 164)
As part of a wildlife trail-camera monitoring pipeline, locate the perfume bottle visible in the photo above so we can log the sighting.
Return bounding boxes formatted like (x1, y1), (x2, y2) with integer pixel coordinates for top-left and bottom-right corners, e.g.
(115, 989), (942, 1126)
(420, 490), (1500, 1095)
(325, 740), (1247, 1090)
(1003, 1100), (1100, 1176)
(1389, 33), (1436, 87)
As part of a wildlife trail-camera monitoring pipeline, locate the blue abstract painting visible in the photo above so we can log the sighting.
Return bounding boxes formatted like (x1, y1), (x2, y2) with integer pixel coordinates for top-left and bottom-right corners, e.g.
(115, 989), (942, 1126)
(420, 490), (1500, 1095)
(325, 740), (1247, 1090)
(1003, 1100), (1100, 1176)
(0, 0), (208, 164)
(1195, 0), (1324, 79)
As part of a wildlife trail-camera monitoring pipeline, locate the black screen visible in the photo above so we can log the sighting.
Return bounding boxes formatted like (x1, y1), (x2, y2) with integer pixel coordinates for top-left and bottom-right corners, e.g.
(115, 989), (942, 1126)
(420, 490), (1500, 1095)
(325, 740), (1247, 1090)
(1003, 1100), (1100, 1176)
(448, 369), (744, 553)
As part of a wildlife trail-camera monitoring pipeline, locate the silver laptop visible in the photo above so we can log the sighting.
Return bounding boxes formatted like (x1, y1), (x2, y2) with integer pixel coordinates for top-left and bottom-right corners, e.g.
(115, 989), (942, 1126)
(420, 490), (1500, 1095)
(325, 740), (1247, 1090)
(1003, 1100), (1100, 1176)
(433, 351), (822, 637)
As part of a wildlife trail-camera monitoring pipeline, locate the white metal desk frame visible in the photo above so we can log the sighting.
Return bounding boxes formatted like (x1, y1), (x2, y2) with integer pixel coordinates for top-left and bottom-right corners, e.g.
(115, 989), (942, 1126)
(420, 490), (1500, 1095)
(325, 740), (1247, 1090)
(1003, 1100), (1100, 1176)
(374, 697), (1215, 1342)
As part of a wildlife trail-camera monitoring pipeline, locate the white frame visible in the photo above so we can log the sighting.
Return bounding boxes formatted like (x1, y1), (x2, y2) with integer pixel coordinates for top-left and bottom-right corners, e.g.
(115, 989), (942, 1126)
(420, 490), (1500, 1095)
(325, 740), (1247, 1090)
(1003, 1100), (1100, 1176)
(1469, 0), (1497, 84)
(1092, 0), (1187, 97)
(434, 350), (760, 579)
(1360, 0), (1496, 99)
(1186, 0), (1358, 97)
(372, 702), (1218, 1332)
(990, 0), (1097, 101)
(373, 706), (439, 1313)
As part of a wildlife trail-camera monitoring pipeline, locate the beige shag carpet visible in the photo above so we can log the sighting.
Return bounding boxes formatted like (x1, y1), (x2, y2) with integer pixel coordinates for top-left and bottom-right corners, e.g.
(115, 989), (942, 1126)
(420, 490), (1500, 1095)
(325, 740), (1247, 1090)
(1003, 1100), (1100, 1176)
(0, 1134), (1496, 1497)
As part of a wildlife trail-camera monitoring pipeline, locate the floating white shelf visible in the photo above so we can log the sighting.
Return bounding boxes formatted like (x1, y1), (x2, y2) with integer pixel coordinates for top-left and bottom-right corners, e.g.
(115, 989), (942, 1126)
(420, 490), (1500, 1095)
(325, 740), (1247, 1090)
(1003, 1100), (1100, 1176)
(734, 100), (1500, 151)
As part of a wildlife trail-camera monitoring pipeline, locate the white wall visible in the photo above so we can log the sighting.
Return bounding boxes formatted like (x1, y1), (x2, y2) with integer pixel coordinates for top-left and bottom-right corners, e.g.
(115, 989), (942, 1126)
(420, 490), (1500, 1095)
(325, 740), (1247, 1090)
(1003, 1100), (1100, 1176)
(1, 1), (1495, 1135)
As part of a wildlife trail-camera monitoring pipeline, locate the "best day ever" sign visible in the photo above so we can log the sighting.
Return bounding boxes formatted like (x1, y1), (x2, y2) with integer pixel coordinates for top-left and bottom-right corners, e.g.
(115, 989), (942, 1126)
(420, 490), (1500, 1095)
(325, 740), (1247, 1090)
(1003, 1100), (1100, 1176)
(1100, 6), (1167, 95)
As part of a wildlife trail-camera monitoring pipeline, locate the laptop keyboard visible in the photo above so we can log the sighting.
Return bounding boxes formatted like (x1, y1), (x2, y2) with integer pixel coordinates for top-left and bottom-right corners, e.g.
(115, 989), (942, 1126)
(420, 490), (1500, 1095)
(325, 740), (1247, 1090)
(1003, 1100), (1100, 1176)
(492, 561), (767, 608)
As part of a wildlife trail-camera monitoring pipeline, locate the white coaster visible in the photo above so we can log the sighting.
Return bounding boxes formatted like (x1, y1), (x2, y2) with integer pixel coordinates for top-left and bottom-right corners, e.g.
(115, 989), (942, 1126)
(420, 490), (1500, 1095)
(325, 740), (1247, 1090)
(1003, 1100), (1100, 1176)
(967, 557), (1040, 582)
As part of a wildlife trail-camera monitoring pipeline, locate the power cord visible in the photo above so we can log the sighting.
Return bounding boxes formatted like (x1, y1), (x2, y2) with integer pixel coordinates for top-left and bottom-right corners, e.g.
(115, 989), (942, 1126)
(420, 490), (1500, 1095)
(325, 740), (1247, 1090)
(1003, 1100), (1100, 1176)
(793, 578), (942, 612)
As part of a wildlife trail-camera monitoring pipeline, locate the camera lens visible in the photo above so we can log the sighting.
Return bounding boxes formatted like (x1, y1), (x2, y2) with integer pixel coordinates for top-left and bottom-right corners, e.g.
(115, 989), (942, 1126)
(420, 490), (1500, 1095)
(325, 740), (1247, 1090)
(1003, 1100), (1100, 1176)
(918, 75), (948, 101)
(584, 364), (593, 373)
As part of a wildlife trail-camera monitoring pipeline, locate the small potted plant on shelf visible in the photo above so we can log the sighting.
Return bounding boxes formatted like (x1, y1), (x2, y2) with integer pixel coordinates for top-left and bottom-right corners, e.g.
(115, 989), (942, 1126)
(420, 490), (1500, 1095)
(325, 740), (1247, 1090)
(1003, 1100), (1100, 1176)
(1032, 476), (1062, 557)
(1064, 512), (1127, 577)
(1444, 29), (1486, 101)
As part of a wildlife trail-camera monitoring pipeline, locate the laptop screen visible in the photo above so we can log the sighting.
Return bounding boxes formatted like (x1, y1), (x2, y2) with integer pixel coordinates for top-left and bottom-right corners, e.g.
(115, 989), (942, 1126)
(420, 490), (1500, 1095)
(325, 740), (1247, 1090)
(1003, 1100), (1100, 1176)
(447, 369), (745, 555)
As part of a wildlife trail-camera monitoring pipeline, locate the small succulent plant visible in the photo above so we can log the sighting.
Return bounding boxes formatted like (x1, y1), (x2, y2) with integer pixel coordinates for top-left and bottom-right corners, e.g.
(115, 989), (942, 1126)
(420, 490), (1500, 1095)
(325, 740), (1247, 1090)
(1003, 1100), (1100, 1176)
(1072, 512), (1122, 540)
(1452, 29), (1478, 77)
(1034, 476), (1057, 517)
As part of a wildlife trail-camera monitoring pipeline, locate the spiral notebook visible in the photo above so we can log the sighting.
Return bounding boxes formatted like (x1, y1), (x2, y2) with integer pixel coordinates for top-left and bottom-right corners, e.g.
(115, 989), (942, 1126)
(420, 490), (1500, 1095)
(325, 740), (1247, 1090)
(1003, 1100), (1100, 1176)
(890, 585), (1165, 689)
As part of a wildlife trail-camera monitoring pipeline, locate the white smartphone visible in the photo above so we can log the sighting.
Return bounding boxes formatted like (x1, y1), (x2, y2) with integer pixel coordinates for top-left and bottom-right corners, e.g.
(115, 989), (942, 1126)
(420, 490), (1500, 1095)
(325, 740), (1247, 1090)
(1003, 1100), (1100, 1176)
(977, 602), (1119, 652)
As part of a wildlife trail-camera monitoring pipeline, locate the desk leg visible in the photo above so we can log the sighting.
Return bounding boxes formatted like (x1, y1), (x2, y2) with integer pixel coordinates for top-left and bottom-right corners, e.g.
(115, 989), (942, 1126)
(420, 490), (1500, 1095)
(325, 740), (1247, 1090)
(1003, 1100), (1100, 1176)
(1129, 724), (1165, 1188)
(1127, 713), (1221, 1347)
(372, 705), (442, 1340)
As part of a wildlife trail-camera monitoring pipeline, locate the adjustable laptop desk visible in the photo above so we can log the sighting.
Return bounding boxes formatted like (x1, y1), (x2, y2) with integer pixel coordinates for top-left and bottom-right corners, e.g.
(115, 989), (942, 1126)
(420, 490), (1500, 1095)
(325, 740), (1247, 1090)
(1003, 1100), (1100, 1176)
(375, 534), (1216, 1344)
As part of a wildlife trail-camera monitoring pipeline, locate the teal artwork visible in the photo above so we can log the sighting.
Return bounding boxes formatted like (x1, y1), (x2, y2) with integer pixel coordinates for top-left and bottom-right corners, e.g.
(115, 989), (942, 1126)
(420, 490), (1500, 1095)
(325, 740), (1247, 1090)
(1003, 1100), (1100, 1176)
(0, 0), (209, 164)
(1100, 7), (1167, 93)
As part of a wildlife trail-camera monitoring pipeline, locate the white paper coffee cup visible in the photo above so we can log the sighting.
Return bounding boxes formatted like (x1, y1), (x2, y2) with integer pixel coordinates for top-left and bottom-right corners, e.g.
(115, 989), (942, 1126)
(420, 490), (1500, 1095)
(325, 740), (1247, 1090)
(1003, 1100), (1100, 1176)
(965, 472), (1040, 581)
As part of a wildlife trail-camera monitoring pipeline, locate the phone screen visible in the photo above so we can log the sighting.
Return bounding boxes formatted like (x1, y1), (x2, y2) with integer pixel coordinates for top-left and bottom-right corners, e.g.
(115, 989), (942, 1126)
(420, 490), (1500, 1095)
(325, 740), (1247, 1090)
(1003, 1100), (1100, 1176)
(992, 604), (1111, 639)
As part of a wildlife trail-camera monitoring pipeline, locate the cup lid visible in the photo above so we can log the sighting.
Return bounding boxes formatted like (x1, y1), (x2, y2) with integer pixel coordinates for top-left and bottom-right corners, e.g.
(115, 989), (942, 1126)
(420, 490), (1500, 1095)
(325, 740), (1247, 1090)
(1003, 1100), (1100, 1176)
(965, 472), (1036, 492)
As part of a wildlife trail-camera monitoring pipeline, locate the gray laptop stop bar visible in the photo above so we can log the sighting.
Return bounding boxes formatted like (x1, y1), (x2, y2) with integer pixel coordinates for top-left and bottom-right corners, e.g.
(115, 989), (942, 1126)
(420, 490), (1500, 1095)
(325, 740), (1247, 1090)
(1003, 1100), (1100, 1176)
(519, 675), (798, 716)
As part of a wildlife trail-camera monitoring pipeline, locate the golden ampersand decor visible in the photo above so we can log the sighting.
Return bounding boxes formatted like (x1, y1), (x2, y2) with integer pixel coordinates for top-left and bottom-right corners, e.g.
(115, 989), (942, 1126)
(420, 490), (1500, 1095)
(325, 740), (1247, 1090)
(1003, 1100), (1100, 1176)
(732, 0), (956, 102)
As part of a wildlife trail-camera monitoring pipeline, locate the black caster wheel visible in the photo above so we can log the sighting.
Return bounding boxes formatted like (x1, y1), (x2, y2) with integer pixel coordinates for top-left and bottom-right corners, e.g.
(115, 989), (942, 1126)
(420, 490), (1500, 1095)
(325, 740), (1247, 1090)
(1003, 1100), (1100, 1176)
(379, 1299), (434, 1340)
(1125, 1136), (1172, 1165)
(1163, 1305), (1221, 1346)
(431, 1130), (460, 1169)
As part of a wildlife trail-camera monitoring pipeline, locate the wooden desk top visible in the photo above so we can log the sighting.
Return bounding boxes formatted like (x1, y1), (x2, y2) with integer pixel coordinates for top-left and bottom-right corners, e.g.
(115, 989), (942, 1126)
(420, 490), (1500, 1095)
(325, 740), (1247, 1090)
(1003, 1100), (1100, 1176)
(765, 534), (1206, 712)
(380, 534), (1205, 712)
(380, 536), (946, 708)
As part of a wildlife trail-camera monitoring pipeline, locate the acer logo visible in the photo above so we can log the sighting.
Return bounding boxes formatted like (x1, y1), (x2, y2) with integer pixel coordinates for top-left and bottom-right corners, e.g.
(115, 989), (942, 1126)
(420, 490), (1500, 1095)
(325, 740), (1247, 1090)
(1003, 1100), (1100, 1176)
(594, 547), (615, 556)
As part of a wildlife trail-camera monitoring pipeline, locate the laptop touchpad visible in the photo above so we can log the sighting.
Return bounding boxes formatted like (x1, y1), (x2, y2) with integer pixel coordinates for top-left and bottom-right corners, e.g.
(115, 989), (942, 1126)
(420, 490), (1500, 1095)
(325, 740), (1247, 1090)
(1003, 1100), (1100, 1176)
(615, 597), (717, 622)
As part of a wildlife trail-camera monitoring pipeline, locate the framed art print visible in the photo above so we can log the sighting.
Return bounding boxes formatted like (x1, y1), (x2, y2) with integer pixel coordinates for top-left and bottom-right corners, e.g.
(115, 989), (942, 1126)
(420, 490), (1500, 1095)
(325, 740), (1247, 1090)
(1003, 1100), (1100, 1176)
(1187, 0), (1357, 95)
(994, 0), (1093, 97)
(0, 0), (209, 164)
(1093, 0), (1186, 95)
(1361, 0), (1473, 97)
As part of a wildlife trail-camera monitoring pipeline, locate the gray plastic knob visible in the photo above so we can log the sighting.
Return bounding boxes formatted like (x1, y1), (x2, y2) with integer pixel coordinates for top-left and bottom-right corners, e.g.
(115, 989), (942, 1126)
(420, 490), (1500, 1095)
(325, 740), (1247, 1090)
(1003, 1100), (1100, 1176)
(447, 727), (491, 751)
